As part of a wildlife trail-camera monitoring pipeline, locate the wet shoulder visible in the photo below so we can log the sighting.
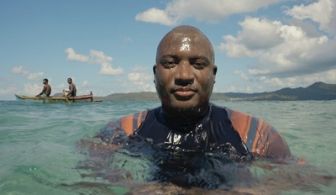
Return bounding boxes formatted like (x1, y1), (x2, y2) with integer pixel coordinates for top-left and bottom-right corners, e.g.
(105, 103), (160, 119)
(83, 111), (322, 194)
(224, 107), (291, 160)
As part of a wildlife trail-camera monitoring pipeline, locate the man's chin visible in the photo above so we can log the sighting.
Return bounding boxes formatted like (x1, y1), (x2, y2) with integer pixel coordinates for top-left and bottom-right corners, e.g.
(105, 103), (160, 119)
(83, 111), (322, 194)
(174, 106), (198, 114)
(166, 100), (204, 115)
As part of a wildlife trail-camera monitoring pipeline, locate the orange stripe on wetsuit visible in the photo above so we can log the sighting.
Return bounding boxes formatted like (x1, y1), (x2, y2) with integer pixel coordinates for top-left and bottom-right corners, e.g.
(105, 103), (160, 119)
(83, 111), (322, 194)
(120, 111), (148, 136)
(226, 108), (290, 158)
(227, 108), (266, 156)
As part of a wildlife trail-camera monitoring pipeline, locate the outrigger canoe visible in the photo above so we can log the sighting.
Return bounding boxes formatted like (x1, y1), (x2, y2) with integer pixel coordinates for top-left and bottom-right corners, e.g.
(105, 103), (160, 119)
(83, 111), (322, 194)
(15, 94), (98, 103)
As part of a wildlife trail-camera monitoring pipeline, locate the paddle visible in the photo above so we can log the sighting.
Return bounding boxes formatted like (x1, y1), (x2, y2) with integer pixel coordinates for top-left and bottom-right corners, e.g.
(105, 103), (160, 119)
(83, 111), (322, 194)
(63, 90), (70, 104)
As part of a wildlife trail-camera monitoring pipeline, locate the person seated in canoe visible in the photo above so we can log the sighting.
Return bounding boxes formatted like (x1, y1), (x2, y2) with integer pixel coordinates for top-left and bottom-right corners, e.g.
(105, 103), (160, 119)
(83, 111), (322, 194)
(36, 78), (51, 97)
(96, 25), (291, 187)
(63, 77), (77, 97)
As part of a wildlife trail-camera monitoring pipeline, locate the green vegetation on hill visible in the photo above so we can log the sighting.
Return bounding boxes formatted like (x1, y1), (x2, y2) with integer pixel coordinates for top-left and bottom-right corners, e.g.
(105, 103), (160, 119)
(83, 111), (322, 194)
(103, 82), (336, 101)
(105, 92), (159, 101)
(223, 82), (336, 101)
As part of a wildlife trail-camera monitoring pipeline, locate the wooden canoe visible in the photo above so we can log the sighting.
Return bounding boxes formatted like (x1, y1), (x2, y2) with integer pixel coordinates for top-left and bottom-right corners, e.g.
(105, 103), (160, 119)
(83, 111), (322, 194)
(15, 94), (97, 103)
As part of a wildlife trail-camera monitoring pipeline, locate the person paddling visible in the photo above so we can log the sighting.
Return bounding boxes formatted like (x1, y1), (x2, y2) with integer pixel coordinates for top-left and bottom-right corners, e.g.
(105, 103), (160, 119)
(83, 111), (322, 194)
(64, 77), (77, 97)
(36, 78), (51, 97)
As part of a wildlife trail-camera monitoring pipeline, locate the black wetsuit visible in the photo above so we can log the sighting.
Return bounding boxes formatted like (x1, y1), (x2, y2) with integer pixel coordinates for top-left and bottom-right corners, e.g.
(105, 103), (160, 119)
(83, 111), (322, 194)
(134, 104), (250, 156)
(130, 104), (252, 188)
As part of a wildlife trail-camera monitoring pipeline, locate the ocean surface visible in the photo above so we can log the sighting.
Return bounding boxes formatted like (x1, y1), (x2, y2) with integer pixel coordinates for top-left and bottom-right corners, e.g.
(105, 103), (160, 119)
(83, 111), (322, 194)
(0, 99), (335, 194)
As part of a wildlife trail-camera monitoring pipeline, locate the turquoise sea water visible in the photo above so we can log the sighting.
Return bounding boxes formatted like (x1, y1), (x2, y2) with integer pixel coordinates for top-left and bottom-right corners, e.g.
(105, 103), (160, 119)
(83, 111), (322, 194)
(0, 100), (335, 194)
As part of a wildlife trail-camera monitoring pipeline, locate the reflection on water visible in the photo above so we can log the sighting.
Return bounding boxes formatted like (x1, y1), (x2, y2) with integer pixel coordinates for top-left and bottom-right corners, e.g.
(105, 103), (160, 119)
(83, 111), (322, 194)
(75, 130), (334, 194)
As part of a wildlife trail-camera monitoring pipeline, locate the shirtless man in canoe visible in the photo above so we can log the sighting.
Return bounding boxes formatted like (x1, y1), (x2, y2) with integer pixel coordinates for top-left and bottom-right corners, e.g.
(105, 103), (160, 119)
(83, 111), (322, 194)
(36, 78), (51, 97)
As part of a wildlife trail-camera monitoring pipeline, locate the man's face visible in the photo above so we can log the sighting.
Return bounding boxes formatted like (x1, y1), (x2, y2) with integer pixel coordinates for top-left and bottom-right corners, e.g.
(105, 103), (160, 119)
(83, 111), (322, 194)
(154, 32), (216, 112)
(43, 80), (47, 84)
(67, 79), (72, 84)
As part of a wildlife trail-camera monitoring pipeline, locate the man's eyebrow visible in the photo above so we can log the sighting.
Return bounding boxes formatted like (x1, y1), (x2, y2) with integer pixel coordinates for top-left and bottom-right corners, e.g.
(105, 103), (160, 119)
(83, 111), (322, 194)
(190, 56), (210, 62)
(158, 55), (212, 64)
(159, 55), (178, 59)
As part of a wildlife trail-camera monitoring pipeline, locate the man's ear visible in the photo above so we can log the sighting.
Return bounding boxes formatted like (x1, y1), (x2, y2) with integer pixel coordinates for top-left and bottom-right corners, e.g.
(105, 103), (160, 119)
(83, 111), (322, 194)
(153, 65), (157, 74)
(213, 66), (217, 75)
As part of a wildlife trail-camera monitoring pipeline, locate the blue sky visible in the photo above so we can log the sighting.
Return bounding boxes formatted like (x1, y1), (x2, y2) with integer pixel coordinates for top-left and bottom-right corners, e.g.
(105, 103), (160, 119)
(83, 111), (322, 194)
(1, 0), (335, 100)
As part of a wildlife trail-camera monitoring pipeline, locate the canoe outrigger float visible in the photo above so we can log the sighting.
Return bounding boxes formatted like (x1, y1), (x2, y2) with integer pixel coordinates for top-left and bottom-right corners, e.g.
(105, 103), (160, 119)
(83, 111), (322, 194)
(15, 93), (99, 103)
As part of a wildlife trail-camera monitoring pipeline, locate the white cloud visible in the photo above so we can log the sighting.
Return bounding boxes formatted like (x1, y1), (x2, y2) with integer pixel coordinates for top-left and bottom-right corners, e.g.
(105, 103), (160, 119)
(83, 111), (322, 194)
(128, 72), (142, 82)
(286, 0), (336, 34)
(135, 0), (280, 25)
(27, 72), (44, 80)
(221, 35), (254, 57)
(127, 68), (155, 91)
(11, 66), (45, 81)
(89, 50), (113, 65)
(220, 17), (284, 57)
(65, 48), (123, 76)
(219, 17), (335, 77)
(100, 63), (123, 75)
(12, 66), (26, 74)
(238, 17), (283, 50)
(65, 48), (89, 62)
(234, 70), (249, 80)
(219, 83), (257, 93)
(135, 8), (175, 26)
(23, 83), (41, 95)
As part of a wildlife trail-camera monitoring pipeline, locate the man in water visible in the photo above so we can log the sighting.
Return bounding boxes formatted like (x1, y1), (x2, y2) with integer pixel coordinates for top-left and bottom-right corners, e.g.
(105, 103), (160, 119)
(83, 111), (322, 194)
(36, 78), (51, 97)
(96, 25), (291, 187)
(65, 77), (77, 97)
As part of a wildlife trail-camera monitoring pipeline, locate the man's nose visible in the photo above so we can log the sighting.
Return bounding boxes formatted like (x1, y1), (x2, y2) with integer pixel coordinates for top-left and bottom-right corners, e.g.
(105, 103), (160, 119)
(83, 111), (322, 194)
(175, 60), (194, 86)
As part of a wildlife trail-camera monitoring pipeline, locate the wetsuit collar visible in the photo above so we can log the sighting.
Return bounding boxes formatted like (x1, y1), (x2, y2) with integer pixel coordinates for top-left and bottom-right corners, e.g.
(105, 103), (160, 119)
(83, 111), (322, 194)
(158, 104), (212, 133)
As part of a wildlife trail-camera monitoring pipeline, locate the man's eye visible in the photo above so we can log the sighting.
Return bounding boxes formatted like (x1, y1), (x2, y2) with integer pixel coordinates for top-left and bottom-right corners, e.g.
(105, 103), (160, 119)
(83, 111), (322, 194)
(160, 59), (176, 68)
(191, 60), (208, 69)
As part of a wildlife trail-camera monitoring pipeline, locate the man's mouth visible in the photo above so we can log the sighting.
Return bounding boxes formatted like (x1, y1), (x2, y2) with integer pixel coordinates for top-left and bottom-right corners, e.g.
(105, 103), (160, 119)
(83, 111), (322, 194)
(172, 87), (197, 99)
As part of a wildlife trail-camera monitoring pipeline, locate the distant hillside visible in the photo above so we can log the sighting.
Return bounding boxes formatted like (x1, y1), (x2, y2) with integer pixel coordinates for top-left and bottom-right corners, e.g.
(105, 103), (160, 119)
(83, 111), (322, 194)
(222, 82), (336, 101)
(103, 82), (336, 101)
(104, 92), (158, 101)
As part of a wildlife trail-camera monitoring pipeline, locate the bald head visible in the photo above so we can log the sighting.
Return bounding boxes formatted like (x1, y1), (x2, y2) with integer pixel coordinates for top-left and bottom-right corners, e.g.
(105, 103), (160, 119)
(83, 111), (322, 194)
(156, 25), (215, 64)
(153, 25), (217, 116)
